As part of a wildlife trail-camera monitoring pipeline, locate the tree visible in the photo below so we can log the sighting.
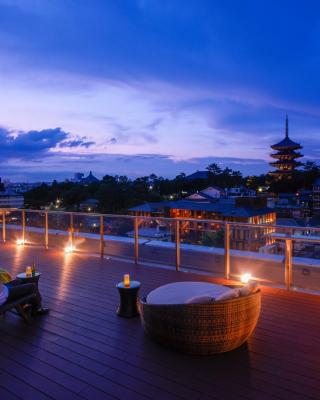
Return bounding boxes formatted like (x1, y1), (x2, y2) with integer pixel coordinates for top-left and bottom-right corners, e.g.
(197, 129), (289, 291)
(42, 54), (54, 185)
(206, 163), (222, 175)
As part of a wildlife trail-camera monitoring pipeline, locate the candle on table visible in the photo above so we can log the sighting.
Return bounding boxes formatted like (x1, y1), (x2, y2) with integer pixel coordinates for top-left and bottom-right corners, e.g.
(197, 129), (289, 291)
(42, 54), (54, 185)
(26, 266), (32, 277)
(124, 274), (130, 288)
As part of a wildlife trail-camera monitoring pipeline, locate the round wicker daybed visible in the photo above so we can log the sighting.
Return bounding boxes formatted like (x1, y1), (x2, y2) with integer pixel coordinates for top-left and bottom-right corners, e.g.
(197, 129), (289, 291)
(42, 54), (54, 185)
(140, 284), (261, 355)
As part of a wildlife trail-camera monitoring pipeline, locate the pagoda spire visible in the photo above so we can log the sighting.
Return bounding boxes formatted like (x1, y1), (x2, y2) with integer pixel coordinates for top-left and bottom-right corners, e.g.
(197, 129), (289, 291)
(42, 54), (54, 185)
(269, 117), (303, 180)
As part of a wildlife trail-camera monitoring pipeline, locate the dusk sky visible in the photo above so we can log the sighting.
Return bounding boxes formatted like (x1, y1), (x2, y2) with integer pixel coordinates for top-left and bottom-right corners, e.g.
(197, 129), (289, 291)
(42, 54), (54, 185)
(0, 0), (319, 181)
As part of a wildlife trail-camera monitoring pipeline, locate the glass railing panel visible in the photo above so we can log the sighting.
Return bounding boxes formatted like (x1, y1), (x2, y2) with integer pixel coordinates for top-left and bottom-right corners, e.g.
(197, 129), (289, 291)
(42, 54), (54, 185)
(22, 210), (46, 247)
(47, 211), (71, 250)
(102, 216), (135, 260)
(229, 224), (287, 287)
(179, 221), (225, 275)
(138, 218), (176, 268)
(72, 213), (101, 254)
(2, 209), (22, 243)
(290, 227), (320, 292)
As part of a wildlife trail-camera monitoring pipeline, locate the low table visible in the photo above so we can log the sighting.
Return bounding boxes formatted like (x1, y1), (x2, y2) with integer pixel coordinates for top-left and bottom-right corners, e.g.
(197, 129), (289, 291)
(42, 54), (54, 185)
(16, 272), (49, 315)
(116, 281), (141, 318)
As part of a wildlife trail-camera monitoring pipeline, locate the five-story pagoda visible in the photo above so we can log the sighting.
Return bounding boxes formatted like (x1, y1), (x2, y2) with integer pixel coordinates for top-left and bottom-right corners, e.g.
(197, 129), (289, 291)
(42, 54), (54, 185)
(270, 116), (303, 179)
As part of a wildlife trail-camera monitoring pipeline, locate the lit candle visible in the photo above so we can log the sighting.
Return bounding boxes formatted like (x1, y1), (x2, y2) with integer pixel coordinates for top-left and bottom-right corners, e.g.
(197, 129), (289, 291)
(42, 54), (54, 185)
(26, 266), (32, 277)
(124, 274), (130, 288)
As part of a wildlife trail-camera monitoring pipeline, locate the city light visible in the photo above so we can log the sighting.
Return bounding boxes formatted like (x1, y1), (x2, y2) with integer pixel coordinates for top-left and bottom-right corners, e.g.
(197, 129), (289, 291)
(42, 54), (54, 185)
(16, 239), (25, 246)
(241, 273), (252, 284)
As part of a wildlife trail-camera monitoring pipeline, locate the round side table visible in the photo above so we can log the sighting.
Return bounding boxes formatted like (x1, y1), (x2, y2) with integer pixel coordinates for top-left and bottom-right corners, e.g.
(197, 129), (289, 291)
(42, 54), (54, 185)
(116, 281), (141, 318)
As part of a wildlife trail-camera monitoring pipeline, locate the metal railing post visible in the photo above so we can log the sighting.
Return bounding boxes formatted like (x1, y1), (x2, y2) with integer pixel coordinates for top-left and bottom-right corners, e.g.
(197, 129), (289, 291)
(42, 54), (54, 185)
(44, 212), (49, 249)
(224, 222), (230, 279)
(285, 237), (293, 290)
(2, 211), (5, 243)
(134, 217), (139, 264)
(100, 215), (104, 258)
(175, 220), (180, 271)
(22, 210), (26, 243)
(70, 213), (74, 248)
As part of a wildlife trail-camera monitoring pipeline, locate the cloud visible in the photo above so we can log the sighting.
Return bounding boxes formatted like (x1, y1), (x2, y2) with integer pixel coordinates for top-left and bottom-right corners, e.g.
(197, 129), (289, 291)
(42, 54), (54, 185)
(145, 117), (163, 131)
(0, 0), (319, 181)
(0, 150), (270, 181)
(103, 118), (158, 146)
(0, 126), (95, 160)
(59, 138), (95, 148)
(106, 138), (117, 145)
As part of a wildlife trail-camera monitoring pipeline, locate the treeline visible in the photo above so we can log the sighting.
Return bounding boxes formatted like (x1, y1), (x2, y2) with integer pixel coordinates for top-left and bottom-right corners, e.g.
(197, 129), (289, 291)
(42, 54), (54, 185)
(23, 161), (320, 213)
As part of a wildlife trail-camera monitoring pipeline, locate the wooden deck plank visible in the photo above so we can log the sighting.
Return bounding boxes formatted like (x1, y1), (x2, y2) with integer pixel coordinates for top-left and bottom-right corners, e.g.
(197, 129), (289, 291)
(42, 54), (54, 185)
(0, 243), (320, 400)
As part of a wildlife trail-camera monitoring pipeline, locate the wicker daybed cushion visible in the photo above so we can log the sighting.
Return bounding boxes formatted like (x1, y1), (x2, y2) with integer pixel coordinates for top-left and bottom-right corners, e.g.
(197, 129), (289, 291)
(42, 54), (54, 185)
(146, 282), (232, 305)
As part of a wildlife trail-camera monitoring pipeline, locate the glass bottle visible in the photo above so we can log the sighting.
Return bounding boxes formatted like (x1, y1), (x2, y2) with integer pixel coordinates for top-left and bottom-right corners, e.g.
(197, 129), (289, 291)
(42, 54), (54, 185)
(31, 262), (36, 277)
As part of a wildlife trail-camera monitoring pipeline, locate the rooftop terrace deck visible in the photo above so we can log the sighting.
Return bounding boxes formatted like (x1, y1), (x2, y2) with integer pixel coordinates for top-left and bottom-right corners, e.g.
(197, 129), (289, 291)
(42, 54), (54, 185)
(0, 243), (319, 400)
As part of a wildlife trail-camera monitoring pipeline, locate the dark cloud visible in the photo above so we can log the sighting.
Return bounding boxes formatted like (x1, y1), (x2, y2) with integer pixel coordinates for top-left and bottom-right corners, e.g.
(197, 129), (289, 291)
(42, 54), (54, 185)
(0, 127), (95, 160)
(0, 151), (270, 182)
(59, 139), (95, 148)
(106, 138), (117, 145)
(2, 149), (319, 182)
(1, 0), (319, 109)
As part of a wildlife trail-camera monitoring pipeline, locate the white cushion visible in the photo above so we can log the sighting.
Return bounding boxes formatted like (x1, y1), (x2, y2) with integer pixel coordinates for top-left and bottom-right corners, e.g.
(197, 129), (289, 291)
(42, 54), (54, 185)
(186, 295), (215, 304)
(146, 282), (230, 305)
(239, 281), (258, 297)
(215, 288), (240, 301)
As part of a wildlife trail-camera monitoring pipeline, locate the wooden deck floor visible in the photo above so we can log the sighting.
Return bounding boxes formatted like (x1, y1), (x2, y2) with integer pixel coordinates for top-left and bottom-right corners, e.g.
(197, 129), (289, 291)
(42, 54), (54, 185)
(0, 243), (319, 400)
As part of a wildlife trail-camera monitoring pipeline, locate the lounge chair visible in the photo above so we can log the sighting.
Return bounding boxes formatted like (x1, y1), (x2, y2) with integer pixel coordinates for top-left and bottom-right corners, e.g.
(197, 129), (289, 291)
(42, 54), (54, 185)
(0, 292), (37, 323)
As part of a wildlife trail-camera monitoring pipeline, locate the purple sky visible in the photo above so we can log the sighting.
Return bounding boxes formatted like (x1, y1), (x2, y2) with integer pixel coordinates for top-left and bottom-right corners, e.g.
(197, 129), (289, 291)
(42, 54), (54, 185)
(0, 0), (319, 181)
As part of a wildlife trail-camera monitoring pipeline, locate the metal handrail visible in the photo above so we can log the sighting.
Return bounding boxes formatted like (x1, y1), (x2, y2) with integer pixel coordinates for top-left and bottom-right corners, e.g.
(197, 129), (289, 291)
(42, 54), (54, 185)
(2, 207), (320, 232)
(1, 207), (320, 291)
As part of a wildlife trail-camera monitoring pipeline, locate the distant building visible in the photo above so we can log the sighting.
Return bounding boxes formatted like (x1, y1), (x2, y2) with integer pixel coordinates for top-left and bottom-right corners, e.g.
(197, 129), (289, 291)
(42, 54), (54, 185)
(269, 116), (303, 179)
(0, 189), (24, 208)
(72, 171), (99, 184)
(313, 177), (320, 216)
(185, 171), (209, 181)
(274, 193), (303, 219)
(129, 195), (276, 251)
(74, 173), (84, 182)
(127, 226), (171, 240)
(226, 186), (256, 197)
(81, 171), (99, 184)
(79, 198), (99, 212)
(186, 186), (225, 201)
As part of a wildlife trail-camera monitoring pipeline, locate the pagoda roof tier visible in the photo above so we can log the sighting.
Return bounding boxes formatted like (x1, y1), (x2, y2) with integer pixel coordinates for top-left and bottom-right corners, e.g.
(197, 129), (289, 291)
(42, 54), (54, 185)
(269, 170), (293, 176)
(270, 160), (302, 167)
(270, 151), (303, 159)
(271, 137), (302, 150)
(271, 116), (303, 150)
